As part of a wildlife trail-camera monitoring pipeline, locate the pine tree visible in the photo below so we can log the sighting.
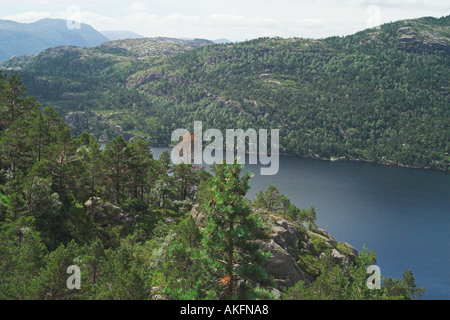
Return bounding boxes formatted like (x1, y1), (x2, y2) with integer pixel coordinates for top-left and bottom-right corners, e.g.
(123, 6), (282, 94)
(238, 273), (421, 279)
(127, 139), (152, 201)
(202, 159), (273, 299)
(278, 195), (291, 218)
(172, 163), (201, 201)
(73, 132), (102, 201)
(252, 190), (268, 210)
(265, 185), (281, 212)
(102, 136), (130, 206)
(6, 192), (27, 221)
(33, 240), (81, 300)
(0, 74), (36, 128)
(153, 151), (175, 213)
(29, 112), (49, 163)
(402, 269), (425, 300)
(0, 215), (47, 299)
(47, 127), (76, 205)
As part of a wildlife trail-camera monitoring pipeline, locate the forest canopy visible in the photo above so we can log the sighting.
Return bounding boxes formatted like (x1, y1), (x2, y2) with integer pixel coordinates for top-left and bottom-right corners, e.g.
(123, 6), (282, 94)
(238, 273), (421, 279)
(0, 74), (424, 300)
(3, 15), (449, 171)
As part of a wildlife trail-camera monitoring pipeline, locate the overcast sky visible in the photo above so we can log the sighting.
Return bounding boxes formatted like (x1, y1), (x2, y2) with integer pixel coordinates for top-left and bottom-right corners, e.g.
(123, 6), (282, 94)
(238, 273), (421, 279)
(1, 0), (449, 41)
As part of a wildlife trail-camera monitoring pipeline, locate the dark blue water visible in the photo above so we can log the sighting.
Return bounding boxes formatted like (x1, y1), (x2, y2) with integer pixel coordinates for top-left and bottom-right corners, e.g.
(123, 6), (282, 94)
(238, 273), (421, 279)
(149, 147), (449, 299)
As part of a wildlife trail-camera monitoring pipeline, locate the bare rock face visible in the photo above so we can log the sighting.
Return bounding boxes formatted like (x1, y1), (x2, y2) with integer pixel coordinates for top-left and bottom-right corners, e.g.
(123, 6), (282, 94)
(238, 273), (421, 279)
(258, 238), (313, 288)
(260, 216), (313, 289)
(272, 222), (300, 254)
(397, 25), (450, 53)
(84, 197), (135, 225)
(258, 239), (305, 287)
(398, 27), (417, 43)
(190, 204), (206, 227)
(398, 27), (416, 35)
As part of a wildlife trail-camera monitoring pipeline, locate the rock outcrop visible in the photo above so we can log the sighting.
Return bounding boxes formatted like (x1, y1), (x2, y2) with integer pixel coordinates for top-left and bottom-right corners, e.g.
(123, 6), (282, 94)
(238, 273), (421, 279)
(190, 204), (206, 227)
(84, 197), (135, 225)
(189, 205), (359, 291)
(397, 24), (450, 53)
(261, 217), (308, 288)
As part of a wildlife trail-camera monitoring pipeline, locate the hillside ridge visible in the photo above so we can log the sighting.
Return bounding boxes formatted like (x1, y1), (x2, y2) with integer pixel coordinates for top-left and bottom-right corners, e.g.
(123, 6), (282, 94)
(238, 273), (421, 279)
(1, 15), (449, 171)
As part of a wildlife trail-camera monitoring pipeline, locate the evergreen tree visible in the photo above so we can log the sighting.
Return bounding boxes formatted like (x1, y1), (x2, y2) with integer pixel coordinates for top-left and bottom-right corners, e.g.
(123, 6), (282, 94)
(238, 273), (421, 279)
(127, 139), (152, 201)
(253, 190), (268, 210)
(296, 206), (318, 230)
(265, 185), (281, 212)
(278, 195), (291, 218)
(33, 240), (81, 300)
(73, 132), (102, 202)
(153, 151), (175, 213)
(29, 112), (49, 163)
(46, 127), (77, 206)
(0, 74), (36, 129)
(172, 163), (201, 201)
(0, 216), (47, 299)
(102, 136), (130, 206)
(202, 159), (273, 299)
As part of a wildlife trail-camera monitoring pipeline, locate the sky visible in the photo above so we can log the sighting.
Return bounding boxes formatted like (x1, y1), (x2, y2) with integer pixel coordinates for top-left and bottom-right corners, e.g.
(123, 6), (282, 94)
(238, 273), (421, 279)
(1, 0), (449, 41)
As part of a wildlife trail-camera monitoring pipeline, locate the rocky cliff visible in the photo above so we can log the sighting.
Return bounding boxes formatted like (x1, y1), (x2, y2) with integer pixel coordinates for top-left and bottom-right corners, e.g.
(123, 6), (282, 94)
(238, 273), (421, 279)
(190, 205), (358, 294)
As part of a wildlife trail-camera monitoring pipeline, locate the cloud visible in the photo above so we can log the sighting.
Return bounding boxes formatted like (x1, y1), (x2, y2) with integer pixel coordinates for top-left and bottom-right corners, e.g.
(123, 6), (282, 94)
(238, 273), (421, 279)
(1, 0), (447, 41)
(206, 14), (276, 28)
(3, 11), (52, 22)
(320, 0), (447, 7)
(162, 13), (201, 23)
(125, 2), (148, 12)
(119, 11), (277, 39)
(300, 18), (323, 27)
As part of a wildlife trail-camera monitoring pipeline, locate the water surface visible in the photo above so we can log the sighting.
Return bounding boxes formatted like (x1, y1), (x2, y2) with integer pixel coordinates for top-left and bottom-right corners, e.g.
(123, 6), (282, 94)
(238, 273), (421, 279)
(151, 147), (450, 299)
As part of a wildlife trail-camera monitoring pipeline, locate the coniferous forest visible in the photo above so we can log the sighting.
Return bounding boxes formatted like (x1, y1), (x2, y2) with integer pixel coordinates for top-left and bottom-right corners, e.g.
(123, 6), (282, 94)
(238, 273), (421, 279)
(0, 73), (425, 300)
(4, 15), (448, 171)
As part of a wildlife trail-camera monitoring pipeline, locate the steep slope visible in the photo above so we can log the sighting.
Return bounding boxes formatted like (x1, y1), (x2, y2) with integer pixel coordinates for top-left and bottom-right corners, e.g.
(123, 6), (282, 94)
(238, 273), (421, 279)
(2, 15), (449, 170)
(0, 18), (108, 61)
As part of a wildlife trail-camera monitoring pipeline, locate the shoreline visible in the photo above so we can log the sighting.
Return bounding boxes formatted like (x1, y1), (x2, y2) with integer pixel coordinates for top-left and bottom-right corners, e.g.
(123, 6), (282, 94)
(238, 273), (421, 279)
(281, 153), (449, 173)
(101, 140), (449, 173)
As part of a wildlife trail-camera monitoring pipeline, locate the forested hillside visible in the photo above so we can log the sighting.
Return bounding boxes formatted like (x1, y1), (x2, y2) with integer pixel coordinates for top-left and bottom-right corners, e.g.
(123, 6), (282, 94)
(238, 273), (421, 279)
(0, 74), (424, 300)
(1, 15), (448, 170)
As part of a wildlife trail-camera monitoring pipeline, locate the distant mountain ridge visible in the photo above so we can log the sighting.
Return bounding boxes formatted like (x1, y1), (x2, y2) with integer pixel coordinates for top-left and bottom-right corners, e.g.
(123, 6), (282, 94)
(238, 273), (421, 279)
(101, 30), (144, 41)
(213, 38), (233, 44)
(0, 18), (108, 61)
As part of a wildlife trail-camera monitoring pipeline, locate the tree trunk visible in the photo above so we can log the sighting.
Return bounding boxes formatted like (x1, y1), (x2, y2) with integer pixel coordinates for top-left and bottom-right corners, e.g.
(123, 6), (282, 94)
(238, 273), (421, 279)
(227, 219), (234, 298)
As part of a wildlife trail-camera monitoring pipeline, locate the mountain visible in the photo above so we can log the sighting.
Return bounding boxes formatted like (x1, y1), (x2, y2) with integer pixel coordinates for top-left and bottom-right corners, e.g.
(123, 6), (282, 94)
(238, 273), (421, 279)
(213, 38), (233, 44)
(2, 15), (449, 170)
(0, 18), (108, 61)
(100, 30), (144, 40)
